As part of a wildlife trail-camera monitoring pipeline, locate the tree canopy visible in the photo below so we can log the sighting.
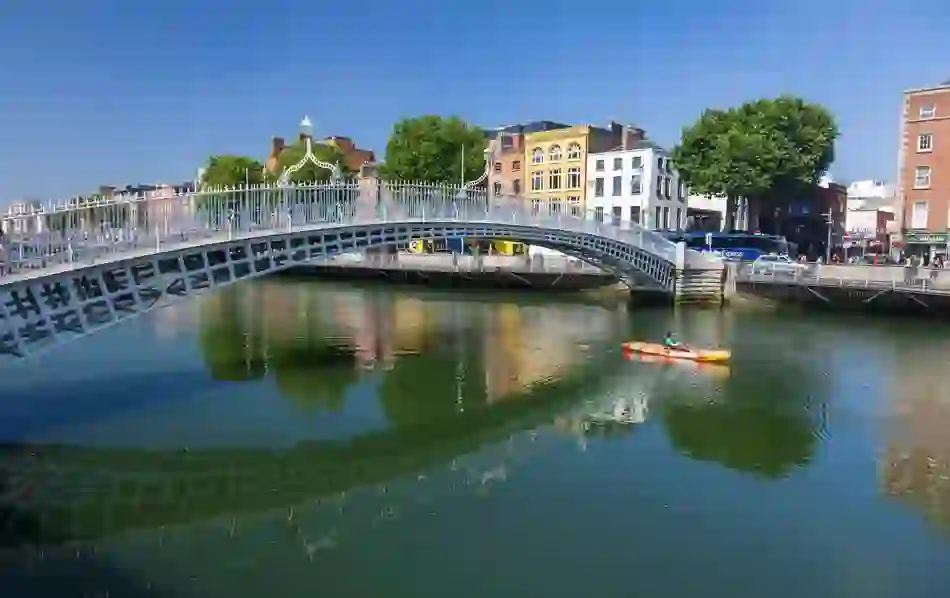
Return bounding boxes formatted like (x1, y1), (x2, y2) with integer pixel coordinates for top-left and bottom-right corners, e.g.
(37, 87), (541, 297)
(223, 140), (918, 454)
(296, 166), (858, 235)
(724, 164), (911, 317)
(379, 116), (488, 183)
(201, 155), (268, 188)
(671, 96), (838, 228)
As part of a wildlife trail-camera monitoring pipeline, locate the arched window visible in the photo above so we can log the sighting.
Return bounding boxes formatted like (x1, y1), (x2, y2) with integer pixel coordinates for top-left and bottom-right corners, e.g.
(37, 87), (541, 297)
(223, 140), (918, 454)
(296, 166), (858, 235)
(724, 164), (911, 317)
(493, 181), (502, 195)
(566, 143), (582, 160)
(549, 145), (562, 161)
(531, 147), (544, 164)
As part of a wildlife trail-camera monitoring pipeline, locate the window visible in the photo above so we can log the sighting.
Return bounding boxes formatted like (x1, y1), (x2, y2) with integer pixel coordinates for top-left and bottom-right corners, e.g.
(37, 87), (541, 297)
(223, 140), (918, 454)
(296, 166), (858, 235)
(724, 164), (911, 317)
(594, 177), (605, 197)
(493, 162), (502, 172)
(549, 145), (562, 161)
(631, 156), (642, 169)
(678, 181), (685, 201)
(675, 207), (682, 230)
(662, 206), (670, 230)
(550, 200), (562, 216)
(911, 200), (928, 229)
(613, 157), (623, 170)
(513, 179), (521, 194)
(568, 196), (581, 217)
(914, 166), (932, 188)
(665, 159), (672, 174)
(493, 181), (502, 195)
(920, 104), (936, 119)
(663, 177), (671, 199)
(595, 207), (604, 223)
(612, 176), (622, 196)
(531, 171), (544, 191)
(566, 143), (582, 160)
(532, 148), (544, 164)
(630, 206), (640, 224)
(501, 135), (514, 149)
(611, 206), (622, 226)
(630, 175), (642, 194)
(549, 168), (562, 190)
(531, 198), (542, 214)
(595, 159), (605, 171)
(918, 134), (933, 152)
(512, 160), (521, 171)
(657, 157), (663, 172)
(656, 175), (663, 197)
(567, 167), (581, 189)
(654, 206), (661, 230)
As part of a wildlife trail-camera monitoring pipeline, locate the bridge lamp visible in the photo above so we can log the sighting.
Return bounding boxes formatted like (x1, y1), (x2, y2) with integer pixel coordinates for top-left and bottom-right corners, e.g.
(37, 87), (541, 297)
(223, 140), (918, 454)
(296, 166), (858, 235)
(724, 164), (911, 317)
(300, 116), (313, 138)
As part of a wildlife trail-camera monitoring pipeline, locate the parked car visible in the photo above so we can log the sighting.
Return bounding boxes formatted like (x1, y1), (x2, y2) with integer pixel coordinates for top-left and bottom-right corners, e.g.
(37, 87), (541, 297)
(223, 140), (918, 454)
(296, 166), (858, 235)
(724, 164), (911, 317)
(750, 254), (807, 276)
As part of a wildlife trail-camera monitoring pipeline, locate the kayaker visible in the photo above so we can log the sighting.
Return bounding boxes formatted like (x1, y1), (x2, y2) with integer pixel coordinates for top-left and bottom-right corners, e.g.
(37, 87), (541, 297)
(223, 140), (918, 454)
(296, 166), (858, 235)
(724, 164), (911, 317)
(662, 332), (688, 351)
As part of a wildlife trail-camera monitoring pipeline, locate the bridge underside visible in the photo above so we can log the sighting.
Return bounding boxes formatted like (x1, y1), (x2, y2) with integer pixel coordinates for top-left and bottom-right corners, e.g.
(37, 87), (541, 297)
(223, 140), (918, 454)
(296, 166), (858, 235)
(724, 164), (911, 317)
(0, 221), (676, 360)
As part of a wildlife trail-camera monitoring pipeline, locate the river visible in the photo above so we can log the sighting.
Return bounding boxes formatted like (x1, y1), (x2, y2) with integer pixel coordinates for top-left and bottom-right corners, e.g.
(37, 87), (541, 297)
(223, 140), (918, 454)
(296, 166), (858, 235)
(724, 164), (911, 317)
(1, 279), (950, 597)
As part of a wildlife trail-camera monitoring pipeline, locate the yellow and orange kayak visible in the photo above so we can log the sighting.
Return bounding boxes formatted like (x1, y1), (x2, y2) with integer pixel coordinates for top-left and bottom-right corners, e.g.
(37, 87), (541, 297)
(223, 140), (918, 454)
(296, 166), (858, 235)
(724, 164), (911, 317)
(621, 341), (731, 363)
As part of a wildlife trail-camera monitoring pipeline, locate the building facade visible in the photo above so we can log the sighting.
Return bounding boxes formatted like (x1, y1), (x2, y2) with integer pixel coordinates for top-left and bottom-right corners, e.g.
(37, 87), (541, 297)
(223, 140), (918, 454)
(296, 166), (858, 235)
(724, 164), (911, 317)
(486, 121), (569, 197)
(899, 81), (950, 261)
(585, 143), (686, 231)
(523, 123), (642, 217)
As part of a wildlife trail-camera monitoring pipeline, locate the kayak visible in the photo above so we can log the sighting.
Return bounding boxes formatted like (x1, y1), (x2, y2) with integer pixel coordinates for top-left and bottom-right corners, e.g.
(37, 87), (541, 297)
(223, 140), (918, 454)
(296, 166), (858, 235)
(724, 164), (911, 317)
(624, 352), (731, 377)
(621, 341), (731, 363)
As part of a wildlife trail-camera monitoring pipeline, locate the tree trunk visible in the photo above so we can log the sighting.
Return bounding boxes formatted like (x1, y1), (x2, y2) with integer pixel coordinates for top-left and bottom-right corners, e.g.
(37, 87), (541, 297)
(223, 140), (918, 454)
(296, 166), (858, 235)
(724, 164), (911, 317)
(724, 195), (738, 232)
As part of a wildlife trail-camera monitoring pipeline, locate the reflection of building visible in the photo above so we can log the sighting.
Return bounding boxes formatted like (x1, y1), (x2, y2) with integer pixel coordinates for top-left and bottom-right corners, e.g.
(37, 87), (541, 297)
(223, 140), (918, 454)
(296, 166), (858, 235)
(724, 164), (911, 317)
(880, 353), (950, 533)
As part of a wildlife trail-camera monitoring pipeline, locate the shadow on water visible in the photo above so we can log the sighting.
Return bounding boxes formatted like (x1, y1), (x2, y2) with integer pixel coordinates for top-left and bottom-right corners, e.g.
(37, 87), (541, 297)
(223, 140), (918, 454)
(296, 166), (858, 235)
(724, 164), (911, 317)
(0, 478), (172, 597)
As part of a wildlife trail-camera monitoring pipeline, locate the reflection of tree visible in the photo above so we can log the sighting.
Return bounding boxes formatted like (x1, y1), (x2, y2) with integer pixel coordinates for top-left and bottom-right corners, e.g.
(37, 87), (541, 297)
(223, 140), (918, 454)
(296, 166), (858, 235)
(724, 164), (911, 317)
(660, 365), (823, 479)
(198, 295), (266, 382)
(378, 332), (487, 428)
(268, 338), (359, 412)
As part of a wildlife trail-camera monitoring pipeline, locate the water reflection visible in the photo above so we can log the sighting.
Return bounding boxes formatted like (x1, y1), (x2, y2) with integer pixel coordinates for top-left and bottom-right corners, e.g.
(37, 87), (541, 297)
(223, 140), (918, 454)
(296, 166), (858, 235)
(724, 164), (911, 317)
(198, 281), (626, 424)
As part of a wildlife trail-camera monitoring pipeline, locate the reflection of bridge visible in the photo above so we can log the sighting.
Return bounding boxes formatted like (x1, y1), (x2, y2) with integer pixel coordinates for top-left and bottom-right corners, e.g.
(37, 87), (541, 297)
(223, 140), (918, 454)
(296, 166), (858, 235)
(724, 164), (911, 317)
(0, 182), (719, 360)
(0, 342), (623, 546)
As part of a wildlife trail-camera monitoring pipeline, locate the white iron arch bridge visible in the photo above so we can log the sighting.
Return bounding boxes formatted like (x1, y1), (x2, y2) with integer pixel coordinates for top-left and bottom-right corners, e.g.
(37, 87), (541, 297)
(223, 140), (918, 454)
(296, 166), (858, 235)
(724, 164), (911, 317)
(0, 181), (716, 360)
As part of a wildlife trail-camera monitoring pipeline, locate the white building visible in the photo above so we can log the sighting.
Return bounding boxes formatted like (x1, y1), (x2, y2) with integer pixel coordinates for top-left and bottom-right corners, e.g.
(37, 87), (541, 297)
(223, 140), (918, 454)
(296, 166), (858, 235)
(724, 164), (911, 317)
(846, 179), (896, 212)
(585, 143), (686, 231)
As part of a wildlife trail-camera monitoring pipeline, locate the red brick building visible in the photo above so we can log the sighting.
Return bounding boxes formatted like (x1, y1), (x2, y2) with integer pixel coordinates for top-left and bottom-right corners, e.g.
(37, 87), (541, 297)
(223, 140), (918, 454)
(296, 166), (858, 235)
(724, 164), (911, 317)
(898, 81), (950, 262)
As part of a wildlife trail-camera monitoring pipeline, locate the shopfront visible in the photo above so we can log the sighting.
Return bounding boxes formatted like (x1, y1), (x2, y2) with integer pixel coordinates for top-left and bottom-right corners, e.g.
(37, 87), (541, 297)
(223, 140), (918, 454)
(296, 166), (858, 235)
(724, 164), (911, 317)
(902, 231), (949, 264)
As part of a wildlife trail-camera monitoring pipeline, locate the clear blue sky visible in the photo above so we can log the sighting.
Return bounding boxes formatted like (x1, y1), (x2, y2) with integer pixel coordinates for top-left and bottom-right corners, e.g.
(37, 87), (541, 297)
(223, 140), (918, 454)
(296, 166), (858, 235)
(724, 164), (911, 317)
(1, 0), (947, 202)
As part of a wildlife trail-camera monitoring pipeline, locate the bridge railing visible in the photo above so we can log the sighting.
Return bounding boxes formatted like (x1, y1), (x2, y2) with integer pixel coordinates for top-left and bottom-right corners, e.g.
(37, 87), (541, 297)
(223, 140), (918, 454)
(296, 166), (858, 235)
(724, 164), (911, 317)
(312, 252), (609, 275)
(0, 181), (682, 278)
(736, 262), (950, 293)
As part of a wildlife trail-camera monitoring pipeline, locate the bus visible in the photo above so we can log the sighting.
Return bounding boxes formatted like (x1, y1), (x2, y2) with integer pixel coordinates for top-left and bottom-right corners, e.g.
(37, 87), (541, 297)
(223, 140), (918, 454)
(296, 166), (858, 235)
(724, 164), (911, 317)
(669, 232), (792, 261)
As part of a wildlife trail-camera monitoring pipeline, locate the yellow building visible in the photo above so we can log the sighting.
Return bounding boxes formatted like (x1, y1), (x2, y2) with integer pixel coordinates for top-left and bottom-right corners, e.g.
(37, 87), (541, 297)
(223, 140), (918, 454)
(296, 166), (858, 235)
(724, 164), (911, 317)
(523, 123), (636, 217)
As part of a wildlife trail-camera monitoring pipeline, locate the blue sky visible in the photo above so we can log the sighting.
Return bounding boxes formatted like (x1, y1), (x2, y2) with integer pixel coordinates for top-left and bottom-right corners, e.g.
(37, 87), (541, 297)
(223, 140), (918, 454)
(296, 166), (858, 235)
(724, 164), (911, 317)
(0, 0), (947, 202)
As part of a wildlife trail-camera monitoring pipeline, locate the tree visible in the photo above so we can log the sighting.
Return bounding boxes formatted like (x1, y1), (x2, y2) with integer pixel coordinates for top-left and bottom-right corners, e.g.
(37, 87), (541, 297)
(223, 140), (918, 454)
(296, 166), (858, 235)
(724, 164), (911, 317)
(200, 155), (268, 189)
(379, 116), (488, 183)
(273, 140), (352, 183)
(672, 96), (838, 230)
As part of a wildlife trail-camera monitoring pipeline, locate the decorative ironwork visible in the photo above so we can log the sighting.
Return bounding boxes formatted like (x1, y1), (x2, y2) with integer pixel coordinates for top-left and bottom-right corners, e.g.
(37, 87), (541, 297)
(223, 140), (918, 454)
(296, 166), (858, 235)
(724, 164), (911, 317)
(278, 116), (343, 185)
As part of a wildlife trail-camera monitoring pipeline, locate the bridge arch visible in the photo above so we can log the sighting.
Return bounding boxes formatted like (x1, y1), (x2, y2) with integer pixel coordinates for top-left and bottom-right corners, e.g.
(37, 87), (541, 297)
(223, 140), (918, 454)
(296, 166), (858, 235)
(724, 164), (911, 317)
(0, 183), (711, 359)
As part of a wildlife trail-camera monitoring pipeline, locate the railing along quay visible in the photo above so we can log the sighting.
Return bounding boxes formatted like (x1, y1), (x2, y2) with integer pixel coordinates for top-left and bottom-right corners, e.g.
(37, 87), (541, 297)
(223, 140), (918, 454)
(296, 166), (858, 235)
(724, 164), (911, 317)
(311, 252), (609, 275)
(736, 263), (950, 294)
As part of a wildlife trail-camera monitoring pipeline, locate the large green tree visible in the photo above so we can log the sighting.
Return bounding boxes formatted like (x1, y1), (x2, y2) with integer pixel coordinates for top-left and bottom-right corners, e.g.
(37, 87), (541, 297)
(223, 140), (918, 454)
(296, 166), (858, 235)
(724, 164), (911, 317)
(672, 96), (838, 230)
(379, 116), (488, 183)
(201, 155), (269, 189)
